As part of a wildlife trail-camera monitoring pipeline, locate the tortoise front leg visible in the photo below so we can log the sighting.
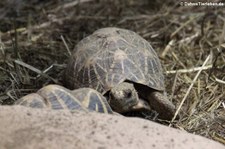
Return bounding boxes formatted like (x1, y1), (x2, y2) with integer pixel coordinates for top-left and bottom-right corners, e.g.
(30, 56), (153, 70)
(147, 91), (176, 120)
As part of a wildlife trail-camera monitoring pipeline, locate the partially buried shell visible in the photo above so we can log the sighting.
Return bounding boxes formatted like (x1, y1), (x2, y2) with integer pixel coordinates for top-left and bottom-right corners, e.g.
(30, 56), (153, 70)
(15, 85), (114, 114)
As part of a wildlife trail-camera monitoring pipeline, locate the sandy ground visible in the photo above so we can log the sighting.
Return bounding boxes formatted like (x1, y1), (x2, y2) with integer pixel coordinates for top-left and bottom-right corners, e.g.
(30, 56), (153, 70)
(0, 105), (224, 149)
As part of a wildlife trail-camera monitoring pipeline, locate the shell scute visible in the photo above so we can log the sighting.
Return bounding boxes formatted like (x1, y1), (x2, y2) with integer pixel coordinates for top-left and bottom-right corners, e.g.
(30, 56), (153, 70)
(64, 27), (165, 93)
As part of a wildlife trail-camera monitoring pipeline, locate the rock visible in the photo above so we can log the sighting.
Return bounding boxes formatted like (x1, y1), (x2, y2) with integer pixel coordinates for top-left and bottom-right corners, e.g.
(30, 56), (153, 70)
(0, 105), (224, 149)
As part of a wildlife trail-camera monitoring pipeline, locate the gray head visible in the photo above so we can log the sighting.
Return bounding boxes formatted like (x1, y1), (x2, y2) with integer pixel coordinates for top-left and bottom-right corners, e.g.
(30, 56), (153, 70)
(108, 82), (150, 113)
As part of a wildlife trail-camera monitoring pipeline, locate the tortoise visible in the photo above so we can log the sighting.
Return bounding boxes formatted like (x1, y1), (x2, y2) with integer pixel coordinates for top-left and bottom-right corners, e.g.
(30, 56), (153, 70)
(64, 27), (176, 120)
(15, 84), (114, 114)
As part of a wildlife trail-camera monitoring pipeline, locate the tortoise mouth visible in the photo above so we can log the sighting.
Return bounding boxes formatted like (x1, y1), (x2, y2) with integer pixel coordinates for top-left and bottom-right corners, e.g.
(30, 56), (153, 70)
(130, 98), (151, 111)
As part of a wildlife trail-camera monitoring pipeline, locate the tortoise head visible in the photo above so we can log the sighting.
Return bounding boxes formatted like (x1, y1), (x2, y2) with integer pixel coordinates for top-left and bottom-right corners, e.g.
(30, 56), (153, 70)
(108, 82), (151, 113)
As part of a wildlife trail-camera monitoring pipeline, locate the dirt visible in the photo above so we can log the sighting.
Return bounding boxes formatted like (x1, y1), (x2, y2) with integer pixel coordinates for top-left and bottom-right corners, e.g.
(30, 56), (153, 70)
(0, 105), (224, 149)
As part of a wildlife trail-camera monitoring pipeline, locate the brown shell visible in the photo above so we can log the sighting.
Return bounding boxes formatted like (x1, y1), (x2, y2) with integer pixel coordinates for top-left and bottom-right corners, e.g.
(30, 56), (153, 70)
(15, 85), (114, 114)
(64, 27), (165, 94)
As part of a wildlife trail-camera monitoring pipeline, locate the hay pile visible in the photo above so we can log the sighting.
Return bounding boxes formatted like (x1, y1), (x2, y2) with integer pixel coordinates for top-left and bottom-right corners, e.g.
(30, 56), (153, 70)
(0, 0), (224, 145)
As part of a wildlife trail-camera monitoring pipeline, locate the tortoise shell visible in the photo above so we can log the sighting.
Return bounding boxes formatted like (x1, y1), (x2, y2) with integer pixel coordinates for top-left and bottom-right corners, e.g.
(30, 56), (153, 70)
(15, 85), (114, 114)
(64, 27), (165, 94)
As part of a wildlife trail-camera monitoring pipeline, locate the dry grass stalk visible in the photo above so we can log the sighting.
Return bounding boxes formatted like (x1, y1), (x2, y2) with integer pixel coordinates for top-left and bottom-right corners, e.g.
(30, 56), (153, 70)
(170, 54), (212, 124)
(166, 65), (212, 74)
(14, 60), (58, 83)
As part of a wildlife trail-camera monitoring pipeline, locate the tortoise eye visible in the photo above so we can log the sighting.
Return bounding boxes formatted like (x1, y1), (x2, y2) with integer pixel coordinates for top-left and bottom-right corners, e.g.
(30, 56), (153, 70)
(124, 89), (132, 98)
